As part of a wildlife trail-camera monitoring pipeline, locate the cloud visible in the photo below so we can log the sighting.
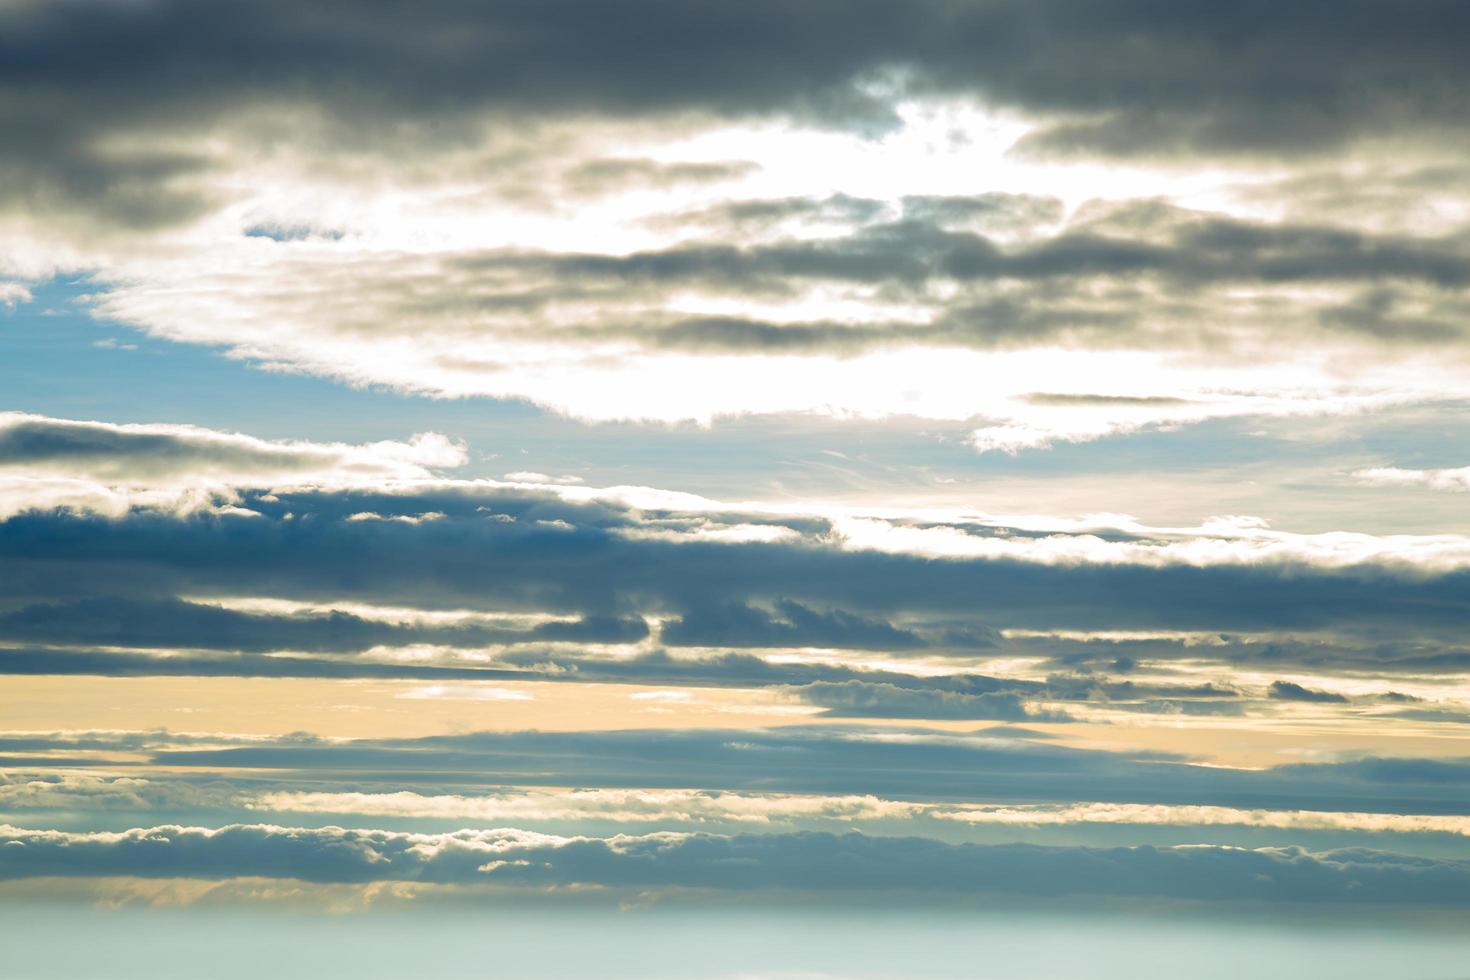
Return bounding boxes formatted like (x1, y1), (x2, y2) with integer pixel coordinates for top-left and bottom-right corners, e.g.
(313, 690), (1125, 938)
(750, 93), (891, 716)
(26, 725), (1458, 817)
(0, 639), (1356, 727)
(0, 414), (467, 517)
(0, 413), (465, 480)
(790, 680), (1061, 722)
(0, 282), (31, 310)
(560, 158), (759, 198)
(2, 418), (1470, 708)
(662, 601), (929, 650)
(0, 771), (244, 814)
(5, 1), (1470, 923)
(250, 788), (918, 826)
(932, 801), (1470, 838)
(1355, 466), (1470, 492)
(17, 772), (1470, 844)
(71, 208), (1470, 444)
(7, 4), (1470, 453)
(0, 772), (174, 812)
(395, 685), (533, 702)
(1269, 681), (1350, 704)
(242, 788), (1470, 840)
(0, 596), (647, 654)
(9, 0), (1470, 234)
(900, 193), (1065, 232)
(1, 822), (1467, 906)
(9, 482), (1470, 630)
(661, 193), (890, 237)
(4, 477), (1470, 686)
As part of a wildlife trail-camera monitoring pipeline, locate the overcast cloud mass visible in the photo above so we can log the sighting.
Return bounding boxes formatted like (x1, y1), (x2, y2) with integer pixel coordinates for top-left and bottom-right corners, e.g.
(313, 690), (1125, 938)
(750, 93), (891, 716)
(2, 3), (1469, 978)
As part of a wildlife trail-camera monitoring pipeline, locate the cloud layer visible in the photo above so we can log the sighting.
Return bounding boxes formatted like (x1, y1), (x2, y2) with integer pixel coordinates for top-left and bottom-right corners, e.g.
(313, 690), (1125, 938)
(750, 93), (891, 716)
(5, 3), (1470, 935)
(2, 822), (1467, 907)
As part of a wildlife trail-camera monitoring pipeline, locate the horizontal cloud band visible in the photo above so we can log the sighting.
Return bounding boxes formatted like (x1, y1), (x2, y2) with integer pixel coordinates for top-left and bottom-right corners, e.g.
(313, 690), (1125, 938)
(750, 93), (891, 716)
(1, 823), (1467, 906)
(10, 727), (1470, 816)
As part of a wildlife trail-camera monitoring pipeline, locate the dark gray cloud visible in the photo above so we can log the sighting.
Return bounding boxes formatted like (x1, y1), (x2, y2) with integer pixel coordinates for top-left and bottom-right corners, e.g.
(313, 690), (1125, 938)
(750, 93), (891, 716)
(1025, 632), (1470, 677)
(1387, 706), (1470, 724)
(0, 597), (647, 653)
(9, 0), (1470, 227)
(2, 822), (1467, 906)
(561, 158), (759, 198)
(0, 647), (506, 681)
(658, 194), (891, 236)
(1119, 699), (1248, 718)
(0, 641), (1244, 725)
(43, 195), (1468, 367)
(662, 600), (930, 650)
(0, 416), (322, 477)
(900, 194), (1065, 232)
(790, 680), (1062, 722)
(338, 212), (1470, 356)
(4, 486), (1467, 645)
(0, 414), (460, 481)
(0, 637), (1270, 726)
(44, 725), (1462, 816)
(1269, 680), (1350, 704)
(1317, 287), (1466, 343)
(474, 214), (1470, 295)
(3, 0), (906, 228)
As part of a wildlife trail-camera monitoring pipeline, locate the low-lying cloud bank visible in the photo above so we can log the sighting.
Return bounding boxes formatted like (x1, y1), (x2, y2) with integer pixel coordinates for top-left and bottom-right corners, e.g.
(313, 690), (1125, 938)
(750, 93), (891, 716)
(0, 823), (1466, 906)
(6, 445), (1470, 632)
(12, 773), (1470, 840)
(2, 415), (1468, 727)
(7, 727), (1469, 816)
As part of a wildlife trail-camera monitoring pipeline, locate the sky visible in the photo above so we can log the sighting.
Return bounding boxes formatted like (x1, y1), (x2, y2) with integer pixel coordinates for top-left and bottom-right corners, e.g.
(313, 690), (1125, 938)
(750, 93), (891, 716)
(2, 2), (1470, 977)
